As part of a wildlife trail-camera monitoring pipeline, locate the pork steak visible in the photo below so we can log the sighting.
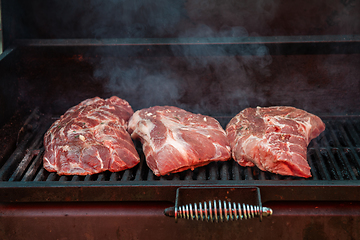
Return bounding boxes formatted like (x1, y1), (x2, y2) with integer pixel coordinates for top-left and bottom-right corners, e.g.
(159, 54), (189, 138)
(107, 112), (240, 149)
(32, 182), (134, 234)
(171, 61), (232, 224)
(128, 106), (231, 176)
(226, 106), (325, 178)
(43, 96), (140, 175)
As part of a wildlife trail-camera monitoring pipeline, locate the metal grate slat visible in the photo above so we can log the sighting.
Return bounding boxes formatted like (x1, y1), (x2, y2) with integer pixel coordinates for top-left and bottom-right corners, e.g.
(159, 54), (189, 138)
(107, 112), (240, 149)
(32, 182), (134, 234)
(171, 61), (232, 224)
(319, 148), (343, 180)
(208, 162), (218, 180)
(327, 122), (357, 179)
(184, 170), (193, 180)
(109, 172), (120, 181)
(219, 162), (230, 180)
(121, 169), (131, 181)
(337, 123), (360, 173)
(71, 175), (81, 181)
(345, 120), (360, 147)
(21, 149), (45, 181)
(96, 173), (105, 181)
(344, 150), (360, 180)
(134, 158), (147, 181)
(339, 122), (358, 147)
(58, 176), (68, 181)
(147, 171), (156, 181)
(8, 124), (49, 181)
(33, 168), (47, 181)
(314, 148), (331, 180)
(0, 132), (35, 181)
(231, 161), (241, 180)
(197, 167), (206, 180)
(46, 173), (58, 181)
(307, 150), (318, 180)
(244, 168), (254, 180)
(84, 175), (91, 181)
(258, 171), (266, 180)
(315, 131), (344, 180)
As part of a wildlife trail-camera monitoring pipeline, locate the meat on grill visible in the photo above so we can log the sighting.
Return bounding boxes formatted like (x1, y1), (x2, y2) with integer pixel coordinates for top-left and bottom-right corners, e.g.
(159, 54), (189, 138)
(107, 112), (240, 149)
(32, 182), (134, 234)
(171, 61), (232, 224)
(225, 106), (325, 178)
(128, 106), (231, 176)
(43, 96), (140, 175)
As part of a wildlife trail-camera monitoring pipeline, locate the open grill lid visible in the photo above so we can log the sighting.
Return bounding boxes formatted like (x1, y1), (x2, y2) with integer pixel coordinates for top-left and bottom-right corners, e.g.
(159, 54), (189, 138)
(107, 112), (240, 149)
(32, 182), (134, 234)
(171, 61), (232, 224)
(0, 108), (360, 203)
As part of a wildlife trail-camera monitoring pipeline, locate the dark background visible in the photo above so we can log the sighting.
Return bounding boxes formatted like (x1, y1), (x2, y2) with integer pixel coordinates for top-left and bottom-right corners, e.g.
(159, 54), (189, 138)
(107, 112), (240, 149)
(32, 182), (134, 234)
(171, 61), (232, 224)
(2, 0), (360, 47)
(1, 0), (360, 128)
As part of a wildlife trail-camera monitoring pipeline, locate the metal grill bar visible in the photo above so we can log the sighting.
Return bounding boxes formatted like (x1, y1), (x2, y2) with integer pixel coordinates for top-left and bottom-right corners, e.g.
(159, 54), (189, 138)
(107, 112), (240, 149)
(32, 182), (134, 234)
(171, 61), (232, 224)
(327, 121), (357, 179)
(20, 149), (44, 181)
(33, 168), (46, 181)
(8, 124), (48, 182)
(231, 161), (241, 181)
(197, 167), (206, 180)
(0, 109), (42, 181)
(345, 120), (360, 147)
(15, 35), (360, 47)
(71, 175), (81, 181)
(314, 146), (332, 180)
(314, 129), (344, 180)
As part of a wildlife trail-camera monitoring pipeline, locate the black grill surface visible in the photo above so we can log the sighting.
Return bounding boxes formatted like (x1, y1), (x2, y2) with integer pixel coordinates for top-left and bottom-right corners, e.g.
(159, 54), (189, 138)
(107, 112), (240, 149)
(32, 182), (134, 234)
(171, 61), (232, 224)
(1, 109), (360, 203)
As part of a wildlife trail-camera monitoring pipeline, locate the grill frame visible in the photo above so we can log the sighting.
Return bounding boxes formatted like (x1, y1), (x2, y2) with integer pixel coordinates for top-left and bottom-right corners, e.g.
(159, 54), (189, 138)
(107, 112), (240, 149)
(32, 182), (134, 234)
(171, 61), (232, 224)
(1, 108), (360, 203)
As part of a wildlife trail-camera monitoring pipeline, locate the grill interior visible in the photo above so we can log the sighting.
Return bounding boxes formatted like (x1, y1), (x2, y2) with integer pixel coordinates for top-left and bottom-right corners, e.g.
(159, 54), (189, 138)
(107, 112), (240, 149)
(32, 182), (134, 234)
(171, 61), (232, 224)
(1, 2), (360, 239)
(1, 108), (360, 183)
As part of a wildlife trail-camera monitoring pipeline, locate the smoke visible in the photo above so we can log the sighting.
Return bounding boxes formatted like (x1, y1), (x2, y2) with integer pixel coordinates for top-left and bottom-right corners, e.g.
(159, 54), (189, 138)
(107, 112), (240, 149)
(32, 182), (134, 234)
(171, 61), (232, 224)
(8, 0), (360, 117)
(167, 24), (273, 115)
(92, 23), (273, 115)
(93, 58), (184, 109)
(184, 0), (280, 36)
(87, 0), (275, 115)
(28, 0), (276, 115)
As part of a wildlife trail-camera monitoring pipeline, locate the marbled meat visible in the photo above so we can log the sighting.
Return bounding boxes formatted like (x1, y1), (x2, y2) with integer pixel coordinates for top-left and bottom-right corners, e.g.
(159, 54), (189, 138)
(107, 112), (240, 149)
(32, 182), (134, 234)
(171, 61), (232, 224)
(43, 96), (140, 175)
(226, 106), (325, 178)
(128, 106), (231, 176)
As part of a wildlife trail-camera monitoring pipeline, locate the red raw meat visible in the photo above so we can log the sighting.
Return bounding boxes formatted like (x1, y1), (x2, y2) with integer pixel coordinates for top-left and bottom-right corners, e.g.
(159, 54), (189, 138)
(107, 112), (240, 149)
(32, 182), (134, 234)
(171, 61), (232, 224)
(128, 106), (231, 176)
(226, 106), (325, 178)
(43, 96), (140, 175)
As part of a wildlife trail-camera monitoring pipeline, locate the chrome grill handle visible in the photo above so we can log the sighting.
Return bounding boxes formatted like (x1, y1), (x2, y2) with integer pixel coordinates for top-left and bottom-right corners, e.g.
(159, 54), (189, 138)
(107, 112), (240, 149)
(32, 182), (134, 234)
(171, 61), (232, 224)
(165, 200), (272, 222)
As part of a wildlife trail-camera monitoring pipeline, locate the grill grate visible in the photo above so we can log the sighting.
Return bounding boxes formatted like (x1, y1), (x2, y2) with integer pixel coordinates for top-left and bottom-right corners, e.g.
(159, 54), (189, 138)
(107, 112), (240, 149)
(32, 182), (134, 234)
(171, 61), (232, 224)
(1, 110), (360, 183)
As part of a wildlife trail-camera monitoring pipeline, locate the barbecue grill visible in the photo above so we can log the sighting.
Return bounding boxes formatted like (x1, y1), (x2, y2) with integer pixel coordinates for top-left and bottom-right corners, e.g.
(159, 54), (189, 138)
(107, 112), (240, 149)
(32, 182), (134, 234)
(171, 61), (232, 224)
(1, 0), (360, 239)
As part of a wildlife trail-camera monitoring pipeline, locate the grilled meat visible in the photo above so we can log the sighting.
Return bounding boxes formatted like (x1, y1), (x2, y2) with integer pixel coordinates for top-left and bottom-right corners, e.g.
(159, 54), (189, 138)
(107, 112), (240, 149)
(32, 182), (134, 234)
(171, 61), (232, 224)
(43, 96), (140, 175)
(226, 106), (325, 178)
(128, 106), (231, 176)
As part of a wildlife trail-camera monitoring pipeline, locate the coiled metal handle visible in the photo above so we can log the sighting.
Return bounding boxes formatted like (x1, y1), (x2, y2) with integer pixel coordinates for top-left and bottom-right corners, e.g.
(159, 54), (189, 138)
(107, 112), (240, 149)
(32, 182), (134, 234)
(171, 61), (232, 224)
(165, 200), (272, 222)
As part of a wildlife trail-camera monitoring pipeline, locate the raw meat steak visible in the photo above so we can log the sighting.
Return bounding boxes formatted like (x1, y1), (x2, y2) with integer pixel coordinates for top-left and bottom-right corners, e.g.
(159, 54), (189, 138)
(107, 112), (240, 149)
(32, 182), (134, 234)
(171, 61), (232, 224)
(43, 96), (140, 175)
(226, 106), (325, 178)
(128, 106), (231, 176)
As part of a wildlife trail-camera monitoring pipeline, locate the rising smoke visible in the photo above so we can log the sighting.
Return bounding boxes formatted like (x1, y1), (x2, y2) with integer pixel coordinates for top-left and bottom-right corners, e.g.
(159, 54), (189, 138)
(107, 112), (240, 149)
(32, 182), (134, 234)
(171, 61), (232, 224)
(87, 0), (276, 116)
(9, 0), (360, 116)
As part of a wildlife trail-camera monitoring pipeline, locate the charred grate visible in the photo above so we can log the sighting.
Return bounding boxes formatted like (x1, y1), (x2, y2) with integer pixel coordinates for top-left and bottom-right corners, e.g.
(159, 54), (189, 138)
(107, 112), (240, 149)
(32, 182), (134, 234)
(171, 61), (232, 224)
(1, 110), (360, 182)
